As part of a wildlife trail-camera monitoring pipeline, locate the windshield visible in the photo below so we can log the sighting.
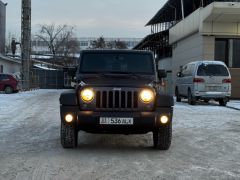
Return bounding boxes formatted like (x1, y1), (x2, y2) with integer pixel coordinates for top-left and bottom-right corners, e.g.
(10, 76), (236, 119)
(79, 52), (154, 74)
(197, 64), (229, 76)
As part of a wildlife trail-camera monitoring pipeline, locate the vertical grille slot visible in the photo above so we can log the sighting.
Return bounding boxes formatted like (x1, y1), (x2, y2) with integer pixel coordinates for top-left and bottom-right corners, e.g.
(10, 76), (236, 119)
(115, 91), (120, 108)
(121, 91), (126, 108)
(102, 91), (107, 108)
(134, 91), (138, 108)
(127, 91), (132, 108)
(108, 91), (113, 108)
(96, 91), (101, 108)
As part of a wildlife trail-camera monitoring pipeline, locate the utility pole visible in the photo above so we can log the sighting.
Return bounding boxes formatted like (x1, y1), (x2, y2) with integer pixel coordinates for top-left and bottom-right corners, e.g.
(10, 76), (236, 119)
(21, 0), (31, 90)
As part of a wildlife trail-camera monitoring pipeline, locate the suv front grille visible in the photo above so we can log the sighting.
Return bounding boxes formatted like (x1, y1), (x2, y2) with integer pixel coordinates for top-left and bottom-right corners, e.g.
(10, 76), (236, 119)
(96, 90), (138, 110)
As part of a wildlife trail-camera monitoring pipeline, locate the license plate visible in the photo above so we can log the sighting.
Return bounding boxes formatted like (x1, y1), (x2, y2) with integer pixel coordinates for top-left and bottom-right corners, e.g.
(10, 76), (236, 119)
(100, 117), (134, 125)
(208, 86), (219, 91)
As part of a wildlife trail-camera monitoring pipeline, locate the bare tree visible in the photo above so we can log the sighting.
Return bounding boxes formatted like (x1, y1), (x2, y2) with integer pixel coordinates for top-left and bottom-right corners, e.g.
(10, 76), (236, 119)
(90, 36), (106, 49)
(90, 36), (128, 50)
(115, 40), (128, 49)
(35, 23), (80, 66)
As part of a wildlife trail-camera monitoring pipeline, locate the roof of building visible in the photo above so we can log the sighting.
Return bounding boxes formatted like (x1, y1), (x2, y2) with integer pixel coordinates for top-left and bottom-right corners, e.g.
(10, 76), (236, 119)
(0, 54), (21, 64)
(146, 0), (240, 26)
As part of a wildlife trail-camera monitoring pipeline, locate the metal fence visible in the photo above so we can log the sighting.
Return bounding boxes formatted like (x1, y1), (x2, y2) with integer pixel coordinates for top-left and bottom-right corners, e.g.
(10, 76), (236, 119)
(20, 69), (65, 89)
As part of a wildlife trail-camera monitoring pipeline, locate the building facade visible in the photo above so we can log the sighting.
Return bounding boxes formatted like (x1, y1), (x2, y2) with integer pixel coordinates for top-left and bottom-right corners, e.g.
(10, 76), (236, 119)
(0, 54), (21, 74)
(0, 0), (6, 54)
(135, 0), (240, 98)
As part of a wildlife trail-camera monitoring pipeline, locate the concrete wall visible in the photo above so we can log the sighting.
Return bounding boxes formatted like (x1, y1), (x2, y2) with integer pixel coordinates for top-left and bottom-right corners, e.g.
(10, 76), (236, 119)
(170, 9), (200, 44)
(0, 1), (6, 54)
(171, 33), (203, 90)
(229, 69), (240, 99)
(158, 57), (172, 71)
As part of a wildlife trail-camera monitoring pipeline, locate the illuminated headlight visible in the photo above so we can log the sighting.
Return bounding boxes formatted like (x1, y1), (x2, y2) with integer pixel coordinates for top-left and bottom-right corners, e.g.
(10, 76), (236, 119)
(80, 88), (94, 102)
(140, 89), (154, 103)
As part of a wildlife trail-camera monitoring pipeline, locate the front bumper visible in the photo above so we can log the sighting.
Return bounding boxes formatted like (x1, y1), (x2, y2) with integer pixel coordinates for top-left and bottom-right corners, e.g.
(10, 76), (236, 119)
(60, 106), (173, 134)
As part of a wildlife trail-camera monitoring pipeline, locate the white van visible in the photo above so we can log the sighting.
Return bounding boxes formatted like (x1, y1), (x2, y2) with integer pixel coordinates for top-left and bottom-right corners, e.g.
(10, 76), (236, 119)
(175, 61), (231, 106)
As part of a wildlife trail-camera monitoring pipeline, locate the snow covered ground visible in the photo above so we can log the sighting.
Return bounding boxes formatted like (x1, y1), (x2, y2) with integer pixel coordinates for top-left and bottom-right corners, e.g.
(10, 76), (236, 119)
(0, 90), (240, 180)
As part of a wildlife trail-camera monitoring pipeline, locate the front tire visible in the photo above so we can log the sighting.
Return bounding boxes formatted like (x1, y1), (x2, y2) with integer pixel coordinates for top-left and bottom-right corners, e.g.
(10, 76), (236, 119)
(61, 122), (78, 148)
(188, 89), (196, 105)
(153, 121), (172, 150)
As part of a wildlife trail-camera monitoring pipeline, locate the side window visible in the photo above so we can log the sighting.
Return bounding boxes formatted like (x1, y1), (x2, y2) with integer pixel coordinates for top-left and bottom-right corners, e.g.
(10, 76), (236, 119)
(188, 65), (195, 76)
(0, 74), (8, 80)
(0, 74), (3, 80)
(182, 65), (189, 77)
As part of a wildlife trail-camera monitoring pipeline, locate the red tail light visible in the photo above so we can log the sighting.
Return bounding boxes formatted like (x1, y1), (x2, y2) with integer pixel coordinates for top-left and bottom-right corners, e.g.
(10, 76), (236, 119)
(222, 79), (231, 83)
(193, 78), (205, 83)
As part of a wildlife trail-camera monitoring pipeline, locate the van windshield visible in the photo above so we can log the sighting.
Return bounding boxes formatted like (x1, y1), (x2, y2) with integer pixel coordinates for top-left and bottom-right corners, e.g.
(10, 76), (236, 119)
(79, 52), (154, 75)
(197, 64), (229, 76)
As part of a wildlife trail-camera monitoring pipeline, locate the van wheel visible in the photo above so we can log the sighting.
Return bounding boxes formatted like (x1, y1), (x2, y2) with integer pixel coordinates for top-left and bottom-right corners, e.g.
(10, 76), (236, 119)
(219, 99), (227, 106)
(204, 99), (209, 103)
(4, 86), (14, 94)
(175, 88), (181, 102)
(188, 90), (196, 105)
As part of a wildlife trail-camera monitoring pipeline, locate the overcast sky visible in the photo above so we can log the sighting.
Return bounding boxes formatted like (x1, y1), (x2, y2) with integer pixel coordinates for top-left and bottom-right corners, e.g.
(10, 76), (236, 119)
(3, 0), (166, 39)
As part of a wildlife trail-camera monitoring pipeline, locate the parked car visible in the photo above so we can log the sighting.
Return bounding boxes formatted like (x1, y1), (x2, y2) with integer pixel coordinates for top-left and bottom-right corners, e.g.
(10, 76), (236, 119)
(0, 73), (19, 94)
(175, 61), (231, 106)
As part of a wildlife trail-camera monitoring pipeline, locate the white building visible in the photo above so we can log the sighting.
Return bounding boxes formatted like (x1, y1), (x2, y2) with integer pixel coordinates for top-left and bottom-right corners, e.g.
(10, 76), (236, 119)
(0, 54), (21, 74)
(135, 0), (240, 98)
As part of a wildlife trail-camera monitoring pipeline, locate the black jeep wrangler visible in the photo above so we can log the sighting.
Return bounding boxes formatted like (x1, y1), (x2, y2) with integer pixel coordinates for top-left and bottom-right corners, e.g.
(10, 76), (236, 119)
(60, 50), (174, 150)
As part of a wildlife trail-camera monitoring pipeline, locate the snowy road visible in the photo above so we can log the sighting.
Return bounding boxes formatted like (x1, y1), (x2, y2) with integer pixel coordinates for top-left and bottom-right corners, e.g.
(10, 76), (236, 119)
(0, 90), (240, 180)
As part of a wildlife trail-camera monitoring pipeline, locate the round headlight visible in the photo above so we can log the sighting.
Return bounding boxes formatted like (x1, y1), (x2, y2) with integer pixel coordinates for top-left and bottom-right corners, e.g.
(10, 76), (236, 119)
(80, 89), (94, 102)
(140, 89), (154, 103)
(65, 114), (74, 123)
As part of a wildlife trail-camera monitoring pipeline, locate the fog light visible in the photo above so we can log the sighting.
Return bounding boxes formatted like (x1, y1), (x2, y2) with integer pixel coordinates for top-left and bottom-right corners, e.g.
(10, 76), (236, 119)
(65, 114), (73, 123)
(160, 115), (169, 124)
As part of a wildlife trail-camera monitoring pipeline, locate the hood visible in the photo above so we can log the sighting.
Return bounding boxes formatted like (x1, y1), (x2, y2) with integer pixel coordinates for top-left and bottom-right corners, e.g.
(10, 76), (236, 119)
(77, 74), (155, 87)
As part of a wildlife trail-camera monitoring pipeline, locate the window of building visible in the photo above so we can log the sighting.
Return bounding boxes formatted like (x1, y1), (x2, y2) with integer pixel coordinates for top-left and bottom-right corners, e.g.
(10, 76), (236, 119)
(215, 39), (228, 66)
(232, 39), (240, 68)
(215, 38), (240, 68)
(0, 65), (3, 73)
(80, 41), (88, 47)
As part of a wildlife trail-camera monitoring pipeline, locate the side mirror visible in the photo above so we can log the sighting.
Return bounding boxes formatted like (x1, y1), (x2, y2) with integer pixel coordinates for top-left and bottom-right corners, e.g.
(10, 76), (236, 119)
(177, 72), (182, 77)
(158, 69), (167, 79)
